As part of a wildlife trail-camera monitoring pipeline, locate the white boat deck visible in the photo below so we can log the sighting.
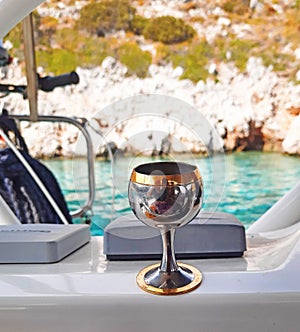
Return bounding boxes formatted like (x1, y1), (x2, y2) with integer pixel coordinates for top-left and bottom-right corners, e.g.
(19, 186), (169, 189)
(0, 230), (299, 332)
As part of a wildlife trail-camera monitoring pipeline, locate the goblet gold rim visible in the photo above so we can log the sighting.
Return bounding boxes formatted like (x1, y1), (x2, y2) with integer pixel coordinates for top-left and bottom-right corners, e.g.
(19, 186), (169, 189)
(131, 168), (202, 186)
(136, 262), (203, 296)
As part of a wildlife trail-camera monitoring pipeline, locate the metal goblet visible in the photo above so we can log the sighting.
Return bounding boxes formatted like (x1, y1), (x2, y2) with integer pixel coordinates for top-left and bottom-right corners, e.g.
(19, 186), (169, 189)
(128, 161), (203, 295)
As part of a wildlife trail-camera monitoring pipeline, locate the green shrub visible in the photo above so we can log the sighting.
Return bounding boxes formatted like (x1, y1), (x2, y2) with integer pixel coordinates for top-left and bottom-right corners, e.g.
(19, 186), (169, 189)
(154, 43), (172, 64)
(76, 0), (136, 35)
(117, 42), (152, 77)
(36, 49), (77, 74)
(143, 16), (195, 44)
(36, 30), (114, 72)
(77, 37), (113, 67)
(130, 15), (149, 35)
(260, 49), (295, 72)
(40, 16), (59, 34)
(222, 0), (249, 15)
(227, 39), (258, 71)
(169, 40), (214, 82)
(53, 28), (83, 51)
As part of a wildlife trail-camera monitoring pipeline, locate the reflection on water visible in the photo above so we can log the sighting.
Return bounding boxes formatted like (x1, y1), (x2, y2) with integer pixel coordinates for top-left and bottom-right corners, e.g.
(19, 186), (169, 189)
(43, 152), (300, 235)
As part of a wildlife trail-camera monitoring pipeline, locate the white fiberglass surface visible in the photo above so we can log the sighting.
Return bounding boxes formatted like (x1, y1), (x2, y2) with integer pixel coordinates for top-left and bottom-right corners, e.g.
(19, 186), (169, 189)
(0, 232), (299, 300)
(0, 227), (299, 277)
(0, 0), (45, 38)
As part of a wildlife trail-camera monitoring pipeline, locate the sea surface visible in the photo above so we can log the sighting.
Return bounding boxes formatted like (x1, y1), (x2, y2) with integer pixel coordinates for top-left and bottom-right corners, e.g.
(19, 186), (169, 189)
(43, 151), (300, 235)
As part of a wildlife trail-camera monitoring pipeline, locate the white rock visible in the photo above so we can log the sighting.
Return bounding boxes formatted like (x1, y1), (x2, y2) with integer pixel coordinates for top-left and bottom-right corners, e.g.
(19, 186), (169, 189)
(212, 7), (225, 16)
(272, 4), (283, 14)
(249, 0), (258, 9)
(218, 62), (237, 84)
(2, 53), (300, 156)
(247, 57), (266, 79)
(282, 116), (300, 154)
(295, 48), (300, 60)
(195, 80), (206, 92)
(231, 23), (252, 39)
(101, 56), (117, 71)
(217, 17), (231, 26)
(3, 40), (13, 50)
(172, 66), (184, 78)
(208, 63), (217, 75)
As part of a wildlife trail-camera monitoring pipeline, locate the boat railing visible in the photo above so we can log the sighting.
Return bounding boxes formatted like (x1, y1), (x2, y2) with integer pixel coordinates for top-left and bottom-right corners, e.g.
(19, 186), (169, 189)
(9, 114), (96, 220)
(0, 71), (97, 221)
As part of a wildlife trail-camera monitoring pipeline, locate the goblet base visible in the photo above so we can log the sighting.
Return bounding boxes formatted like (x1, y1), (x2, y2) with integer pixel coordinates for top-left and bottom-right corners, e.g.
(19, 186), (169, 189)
(136, 262), (202, 296)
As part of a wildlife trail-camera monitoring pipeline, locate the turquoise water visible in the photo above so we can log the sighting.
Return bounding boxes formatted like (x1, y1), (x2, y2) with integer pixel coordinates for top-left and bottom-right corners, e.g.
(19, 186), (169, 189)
(43, 152), (300, 235)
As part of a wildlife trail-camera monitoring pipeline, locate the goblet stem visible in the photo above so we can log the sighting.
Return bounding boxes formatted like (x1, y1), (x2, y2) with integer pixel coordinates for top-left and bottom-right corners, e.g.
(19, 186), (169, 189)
(137, 225), (202, 293)
(160, 227), (178, 273)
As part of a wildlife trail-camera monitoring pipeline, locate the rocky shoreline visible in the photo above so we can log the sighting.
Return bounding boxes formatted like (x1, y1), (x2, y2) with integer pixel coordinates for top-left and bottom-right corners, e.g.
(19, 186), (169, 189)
(1, 54), (300, 158)
(0, 0), (299, 158)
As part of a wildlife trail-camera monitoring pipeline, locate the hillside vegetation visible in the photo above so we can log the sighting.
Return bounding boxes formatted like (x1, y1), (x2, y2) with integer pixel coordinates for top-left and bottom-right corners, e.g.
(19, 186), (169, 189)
(4, 0), (300, 83)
